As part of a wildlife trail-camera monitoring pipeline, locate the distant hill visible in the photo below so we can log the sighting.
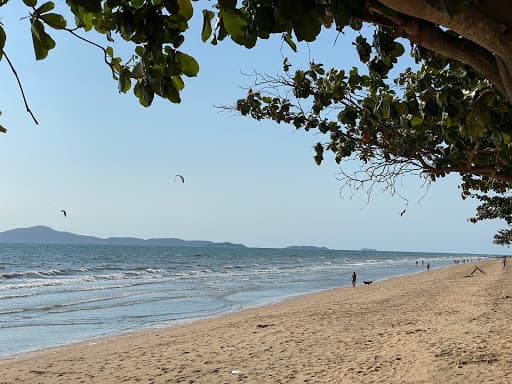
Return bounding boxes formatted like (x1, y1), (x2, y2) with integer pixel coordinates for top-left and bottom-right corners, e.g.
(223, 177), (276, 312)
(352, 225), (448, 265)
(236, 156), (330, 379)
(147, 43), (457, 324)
(285, 245), (331, 251)
(0, 226), (246, 248)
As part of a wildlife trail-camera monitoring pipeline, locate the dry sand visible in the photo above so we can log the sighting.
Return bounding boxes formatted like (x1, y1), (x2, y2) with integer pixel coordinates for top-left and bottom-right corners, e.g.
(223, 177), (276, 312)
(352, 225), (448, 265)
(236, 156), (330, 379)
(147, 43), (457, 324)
(1, 259), (511, 384)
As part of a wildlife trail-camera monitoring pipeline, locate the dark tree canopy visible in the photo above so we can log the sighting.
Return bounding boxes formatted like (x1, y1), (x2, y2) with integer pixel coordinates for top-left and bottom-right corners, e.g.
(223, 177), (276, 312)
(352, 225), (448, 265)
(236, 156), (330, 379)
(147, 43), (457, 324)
(1, 0), (512, 244)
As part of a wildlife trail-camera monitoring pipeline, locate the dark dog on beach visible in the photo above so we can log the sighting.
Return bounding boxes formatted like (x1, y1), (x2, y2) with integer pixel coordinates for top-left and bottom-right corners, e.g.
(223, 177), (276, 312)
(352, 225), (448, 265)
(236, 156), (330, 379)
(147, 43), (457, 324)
(363, 280), (373, 285)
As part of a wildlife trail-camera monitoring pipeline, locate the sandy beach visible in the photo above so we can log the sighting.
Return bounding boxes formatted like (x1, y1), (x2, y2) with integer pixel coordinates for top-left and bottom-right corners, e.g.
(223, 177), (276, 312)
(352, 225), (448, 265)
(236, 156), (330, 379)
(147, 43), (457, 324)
(1, 258), (510, 384)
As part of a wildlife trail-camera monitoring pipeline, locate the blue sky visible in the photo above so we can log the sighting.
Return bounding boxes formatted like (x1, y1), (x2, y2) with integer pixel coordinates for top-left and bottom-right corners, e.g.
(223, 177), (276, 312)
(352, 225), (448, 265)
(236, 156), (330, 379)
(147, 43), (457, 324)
(0, 2), (508, 254)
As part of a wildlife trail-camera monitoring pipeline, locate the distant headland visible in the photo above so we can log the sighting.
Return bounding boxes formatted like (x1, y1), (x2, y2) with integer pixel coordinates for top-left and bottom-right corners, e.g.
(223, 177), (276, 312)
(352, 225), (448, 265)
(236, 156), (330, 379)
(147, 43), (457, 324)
(0, 226), (246, 248)
(285, 245), (331, 251)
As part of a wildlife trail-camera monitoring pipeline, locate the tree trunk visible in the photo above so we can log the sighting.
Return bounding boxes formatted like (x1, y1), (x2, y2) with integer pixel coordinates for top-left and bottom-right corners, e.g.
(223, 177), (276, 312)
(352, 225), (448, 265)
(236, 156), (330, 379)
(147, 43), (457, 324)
(377, 0), (512, 104)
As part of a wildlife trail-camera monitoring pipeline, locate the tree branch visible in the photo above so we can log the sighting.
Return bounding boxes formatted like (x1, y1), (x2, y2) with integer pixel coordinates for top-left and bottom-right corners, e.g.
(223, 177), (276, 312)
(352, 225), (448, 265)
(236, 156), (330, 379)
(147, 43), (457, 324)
(377, 0), (512, 63)
(419, 159), (512, 185)
(1, 49), (39, 125)
(496, 56), (512, 102)
(369, 7), (506, 96)
(64, 28), (116, 77)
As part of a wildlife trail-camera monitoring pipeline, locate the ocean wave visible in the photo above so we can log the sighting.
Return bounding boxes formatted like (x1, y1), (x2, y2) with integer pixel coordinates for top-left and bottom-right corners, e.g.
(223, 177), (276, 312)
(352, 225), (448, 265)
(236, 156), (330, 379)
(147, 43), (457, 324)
(0, 269), (66, 279)
(0, 266), (168, 281)
(0, 274), (123, 291)
(1, 291), (149, 316)
(0, 308), (24, 315)
(0, 292), (35, 300)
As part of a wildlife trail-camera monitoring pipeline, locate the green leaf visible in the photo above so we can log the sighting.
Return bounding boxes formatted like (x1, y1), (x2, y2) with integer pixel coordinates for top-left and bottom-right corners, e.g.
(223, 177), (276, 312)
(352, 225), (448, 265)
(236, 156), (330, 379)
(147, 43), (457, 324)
(314, 142), (324, 165)
(118, 67), (131, 93)
(67, 0), (101, 12)
(36, 1), (54, 14)
(390, 42), (405, 57)
(201, 10), (214, 42)
(378, 97), (391, 119)
(134, 81), (155, 107)
(164, 80), (181, 103)
(221, 9), (247, 38)
(410, 115), (424, 126)
(0, 24), (6, 52)
(177, 51), (199, 77)
(23, 0), (37, 6)
(135, 46), (144, 56)
(74, 10), (94, 30)
(132, 61), (144, 77)
(171, 75), (184, 91)
(41, 13), (67, 29)
(355, 36), (371, 63)
(177, 0), (193, 21)
(501, 132), (511, 145)
(283, 32), (297, 52)
(110, 57), (122, 72)
(131, 0), (144, 8)
(293, 12), (321, 42)
(218, 0), (236, 9)
(30, 19), (56, 60)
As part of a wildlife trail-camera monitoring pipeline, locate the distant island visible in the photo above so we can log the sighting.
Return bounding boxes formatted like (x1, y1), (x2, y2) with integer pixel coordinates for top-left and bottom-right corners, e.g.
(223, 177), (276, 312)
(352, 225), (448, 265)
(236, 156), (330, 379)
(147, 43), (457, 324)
(285, 245), (331, 251)
(0, 226), (246, 248)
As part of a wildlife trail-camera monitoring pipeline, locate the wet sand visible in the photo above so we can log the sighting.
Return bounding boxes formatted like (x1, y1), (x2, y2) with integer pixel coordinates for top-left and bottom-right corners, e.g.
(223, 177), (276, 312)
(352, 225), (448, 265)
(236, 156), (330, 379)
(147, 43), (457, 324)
(1, 258), (511, 383)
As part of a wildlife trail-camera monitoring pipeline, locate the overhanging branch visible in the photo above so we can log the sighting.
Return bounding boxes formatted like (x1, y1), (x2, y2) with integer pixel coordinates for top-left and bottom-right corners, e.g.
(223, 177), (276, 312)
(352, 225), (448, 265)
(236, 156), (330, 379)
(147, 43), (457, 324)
(369, 7), (506, 96)
(377, 0), (512, 66)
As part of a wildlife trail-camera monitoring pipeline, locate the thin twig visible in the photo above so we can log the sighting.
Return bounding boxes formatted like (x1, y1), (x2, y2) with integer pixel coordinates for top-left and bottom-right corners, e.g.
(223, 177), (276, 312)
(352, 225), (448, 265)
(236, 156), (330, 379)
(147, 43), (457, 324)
(64, 28), (116, 77)
(1, 49), (39, 124)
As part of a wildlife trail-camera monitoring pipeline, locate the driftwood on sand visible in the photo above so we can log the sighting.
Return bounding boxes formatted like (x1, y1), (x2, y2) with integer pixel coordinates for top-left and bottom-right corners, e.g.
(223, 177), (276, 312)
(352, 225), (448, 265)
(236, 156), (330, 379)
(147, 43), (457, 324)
(466, 265), (486, 277)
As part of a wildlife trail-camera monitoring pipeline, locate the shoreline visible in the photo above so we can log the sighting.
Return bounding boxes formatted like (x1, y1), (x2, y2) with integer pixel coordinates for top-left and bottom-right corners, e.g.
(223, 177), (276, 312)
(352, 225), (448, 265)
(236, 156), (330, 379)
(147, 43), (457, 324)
(1, 259), (511, 383)
(0, 261), (444, 360)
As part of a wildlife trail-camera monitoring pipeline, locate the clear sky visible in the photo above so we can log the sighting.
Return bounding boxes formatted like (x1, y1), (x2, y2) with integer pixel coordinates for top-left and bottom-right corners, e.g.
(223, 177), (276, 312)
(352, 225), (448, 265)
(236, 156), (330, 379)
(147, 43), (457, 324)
(0, 2), (508, 254)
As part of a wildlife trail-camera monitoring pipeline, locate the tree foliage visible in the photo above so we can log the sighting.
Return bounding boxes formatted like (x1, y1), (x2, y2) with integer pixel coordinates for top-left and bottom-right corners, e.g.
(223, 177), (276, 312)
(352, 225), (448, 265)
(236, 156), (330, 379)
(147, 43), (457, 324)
(1, 0), (512, 244)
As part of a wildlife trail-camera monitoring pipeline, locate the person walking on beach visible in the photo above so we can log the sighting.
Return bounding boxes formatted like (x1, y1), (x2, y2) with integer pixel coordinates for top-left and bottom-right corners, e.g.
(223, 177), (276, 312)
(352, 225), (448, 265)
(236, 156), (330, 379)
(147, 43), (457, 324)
(504, 256), (507, 268)
(351, 272), (357, 288)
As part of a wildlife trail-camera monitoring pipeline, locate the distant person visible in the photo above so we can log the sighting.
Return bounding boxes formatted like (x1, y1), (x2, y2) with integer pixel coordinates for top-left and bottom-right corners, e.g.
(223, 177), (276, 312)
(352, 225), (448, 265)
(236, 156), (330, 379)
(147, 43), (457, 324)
(426, 263), (430, 271)
(416, 260), (418, 266)
(504, 256), (507, 268)
(421, 259), (424, 266)
(351, 272), (357, 288)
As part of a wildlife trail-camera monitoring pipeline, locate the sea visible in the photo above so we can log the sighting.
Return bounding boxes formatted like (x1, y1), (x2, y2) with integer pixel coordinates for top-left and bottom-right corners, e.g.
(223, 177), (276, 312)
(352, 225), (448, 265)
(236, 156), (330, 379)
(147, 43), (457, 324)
(0, 244), (488, 358)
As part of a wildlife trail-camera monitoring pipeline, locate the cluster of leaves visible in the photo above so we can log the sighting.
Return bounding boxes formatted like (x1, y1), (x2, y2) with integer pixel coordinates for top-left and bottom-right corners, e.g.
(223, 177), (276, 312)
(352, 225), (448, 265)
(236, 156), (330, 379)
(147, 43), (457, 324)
(201, 0), (367, 49)
(468, 194), (512, 245)
(2, 0), (354, 131)
(2, 0), (199, 115)
(234, 27), (512, 244)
